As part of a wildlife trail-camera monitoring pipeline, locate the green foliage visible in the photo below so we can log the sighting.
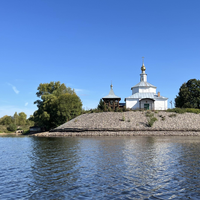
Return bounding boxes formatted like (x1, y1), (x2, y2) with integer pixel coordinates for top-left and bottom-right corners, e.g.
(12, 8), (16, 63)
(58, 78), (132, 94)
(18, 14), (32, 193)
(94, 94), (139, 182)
(97, 99), (105, 111)
(167, 108), (200, 114)
(159, 115), (165, 120)
(175, 79), (200, 108)
(18, 112), (27, 126)
(169, 114), (177, 117)
(122, 115), (125, 121)
(147, 117), (157, 127)
(7, 123), (17, 132)
(167, 108), (186, 114)
(33, 81), (82, 130)
(13, 112), (19, 125)
(108, 107), (112, 112)
(122, 106), (126, 112)
(0, 115), (13, 125)
(145, 111), (154, 118)
(146, 111), (157, 127)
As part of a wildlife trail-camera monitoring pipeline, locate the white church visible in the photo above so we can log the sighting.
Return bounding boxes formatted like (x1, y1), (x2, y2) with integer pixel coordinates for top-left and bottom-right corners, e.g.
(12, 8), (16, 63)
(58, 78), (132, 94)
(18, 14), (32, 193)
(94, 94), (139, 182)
(125, 61), (168, 110)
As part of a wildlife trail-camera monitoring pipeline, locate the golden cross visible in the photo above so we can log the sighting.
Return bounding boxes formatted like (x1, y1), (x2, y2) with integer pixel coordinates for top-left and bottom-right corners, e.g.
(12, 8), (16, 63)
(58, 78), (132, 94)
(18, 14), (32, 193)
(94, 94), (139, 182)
(142, 57), (144, 64)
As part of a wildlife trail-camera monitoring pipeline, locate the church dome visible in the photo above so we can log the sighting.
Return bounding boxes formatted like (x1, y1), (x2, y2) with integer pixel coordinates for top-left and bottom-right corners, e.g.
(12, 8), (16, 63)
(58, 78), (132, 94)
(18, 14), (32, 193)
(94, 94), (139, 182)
(141, 63), (146, 72)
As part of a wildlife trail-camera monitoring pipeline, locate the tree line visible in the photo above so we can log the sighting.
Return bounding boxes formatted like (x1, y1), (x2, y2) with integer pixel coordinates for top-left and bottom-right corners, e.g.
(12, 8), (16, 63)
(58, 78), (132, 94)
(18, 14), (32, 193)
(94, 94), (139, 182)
(0, 112), (34, 126)
(0, 112), (34, 132)
(1, 78), (200, 132)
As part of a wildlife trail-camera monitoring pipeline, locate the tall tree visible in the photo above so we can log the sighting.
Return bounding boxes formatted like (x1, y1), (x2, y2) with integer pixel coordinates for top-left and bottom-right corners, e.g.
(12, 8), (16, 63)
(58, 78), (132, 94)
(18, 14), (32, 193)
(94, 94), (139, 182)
(97, 99), (105, 110)
(33, 81), (82, 130)
(18, 112), (27, 126)
(0, 115), (13, 125)
(13, 112), (19, 125)
(175, 79), (200, 108)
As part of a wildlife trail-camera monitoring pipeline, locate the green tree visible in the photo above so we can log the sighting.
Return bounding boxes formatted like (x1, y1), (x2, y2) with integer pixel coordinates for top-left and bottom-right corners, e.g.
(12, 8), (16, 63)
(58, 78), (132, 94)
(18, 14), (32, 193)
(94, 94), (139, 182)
(18, 112), (27, 126)
(97, 99), (105, 111)
(13, 112), (19, 125)
(33, 81), (82, 130)
(175, 79), (200, 108)
(26, 115), (35, 126)
(0, 115), (13, 125)
(7, 123), (17, 132)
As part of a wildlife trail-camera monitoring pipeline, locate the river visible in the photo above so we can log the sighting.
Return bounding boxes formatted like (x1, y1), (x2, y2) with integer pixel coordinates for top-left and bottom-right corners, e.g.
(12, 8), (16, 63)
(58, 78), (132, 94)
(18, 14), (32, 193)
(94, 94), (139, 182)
(0, 136), (200, 199)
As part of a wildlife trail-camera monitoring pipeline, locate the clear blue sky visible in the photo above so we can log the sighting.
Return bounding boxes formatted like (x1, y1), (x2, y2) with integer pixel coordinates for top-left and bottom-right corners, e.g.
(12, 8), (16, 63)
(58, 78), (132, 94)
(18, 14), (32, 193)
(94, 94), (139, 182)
(1, 0), (200, 118)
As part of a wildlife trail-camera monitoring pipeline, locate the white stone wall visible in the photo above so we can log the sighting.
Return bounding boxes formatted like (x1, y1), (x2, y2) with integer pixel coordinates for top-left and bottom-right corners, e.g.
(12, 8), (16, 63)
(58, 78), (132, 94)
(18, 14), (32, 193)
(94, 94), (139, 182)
(126, 99), (139, 109)
(154, 99), (168, 110)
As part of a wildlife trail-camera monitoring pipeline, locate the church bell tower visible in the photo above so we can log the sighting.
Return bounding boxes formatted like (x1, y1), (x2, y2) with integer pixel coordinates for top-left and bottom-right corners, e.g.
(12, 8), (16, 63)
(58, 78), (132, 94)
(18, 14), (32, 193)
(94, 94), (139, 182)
(140, 58), (147, 82)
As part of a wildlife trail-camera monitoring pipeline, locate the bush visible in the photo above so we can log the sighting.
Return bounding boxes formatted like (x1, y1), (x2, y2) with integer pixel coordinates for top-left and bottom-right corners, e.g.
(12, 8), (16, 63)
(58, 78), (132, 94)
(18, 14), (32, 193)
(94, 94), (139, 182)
(7, 123), (17, 132)
(161, 117), (165, 121)
(146, 112), (157, 127)
(167, 108), (186, 114)
(122, 106), (126, 112)
(108, 107), (112, 112)
(145, 111), (154, 118)
(169, 114), (177, 118)
(167, 108), (200, 114)
(185, 108), (200, 114)
(159, 115), (165, 120)
(147, 117), (157, 127)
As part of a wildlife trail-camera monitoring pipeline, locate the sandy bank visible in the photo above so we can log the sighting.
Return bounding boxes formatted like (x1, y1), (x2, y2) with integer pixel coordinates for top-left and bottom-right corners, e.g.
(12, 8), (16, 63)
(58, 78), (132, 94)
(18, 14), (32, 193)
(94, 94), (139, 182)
(0, 132), (22, 136)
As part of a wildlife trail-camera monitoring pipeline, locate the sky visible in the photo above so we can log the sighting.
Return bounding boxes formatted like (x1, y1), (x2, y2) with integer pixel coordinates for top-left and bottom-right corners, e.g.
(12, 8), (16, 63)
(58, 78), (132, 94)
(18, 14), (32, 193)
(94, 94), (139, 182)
(1, 0), (200, 118)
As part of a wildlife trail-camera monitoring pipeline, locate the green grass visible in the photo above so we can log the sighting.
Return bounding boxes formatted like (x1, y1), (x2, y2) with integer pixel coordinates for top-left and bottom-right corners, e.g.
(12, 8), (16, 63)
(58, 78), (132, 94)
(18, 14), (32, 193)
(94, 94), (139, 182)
(167, 108), (200, 114)
(145, 111), (157, 127)
(122, 115), (125, 121)
(145, 111), (154, 118)
(147, 117), (157, 127)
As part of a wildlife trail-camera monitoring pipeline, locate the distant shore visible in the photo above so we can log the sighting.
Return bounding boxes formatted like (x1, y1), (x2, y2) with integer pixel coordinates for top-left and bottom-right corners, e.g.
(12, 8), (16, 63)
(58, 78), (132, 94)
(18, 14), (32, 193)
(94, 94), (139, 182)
(31, 111), (200, 137)
(0, 132), (22, 136)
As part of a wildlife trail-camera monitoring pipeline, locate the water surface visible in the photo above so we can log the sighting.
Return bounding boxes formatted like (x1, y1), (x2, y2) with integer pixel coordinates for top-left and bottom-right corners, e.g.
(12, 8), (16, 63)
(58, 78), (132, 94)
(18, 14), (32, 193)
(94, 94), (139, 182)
(1, 136), (200, 199)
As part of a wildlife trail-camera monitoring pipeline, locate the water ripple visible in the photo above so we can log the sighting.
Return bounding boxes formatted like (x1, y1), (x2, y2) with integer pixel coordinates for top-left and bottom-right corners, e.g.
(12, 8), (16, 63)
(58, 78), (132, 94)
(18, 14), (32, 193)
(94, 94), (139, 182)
(1, 136), (200, 199)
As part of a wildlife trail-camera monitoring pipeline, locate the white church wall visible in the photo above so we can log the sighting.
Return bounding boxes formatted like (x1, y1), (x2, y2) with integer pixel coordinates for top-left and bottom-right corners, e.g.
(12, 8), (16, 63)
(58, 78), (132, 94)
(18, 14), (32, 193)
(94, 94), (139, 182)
(154, 99), (168, 110)
(131, 88), (139, 94)
(138, 87), (156, 93)
(126, 99), (139, 109)
(164, 100), (168, 110)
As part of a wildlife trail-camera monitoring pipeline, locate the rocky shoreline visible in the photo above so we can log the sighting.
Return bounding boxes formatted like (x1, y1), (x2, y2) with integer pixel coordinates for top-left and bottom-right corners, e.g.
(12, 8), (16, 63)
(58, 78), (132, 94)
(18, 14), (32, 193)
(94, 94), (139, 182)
(32, 111), (200, 137)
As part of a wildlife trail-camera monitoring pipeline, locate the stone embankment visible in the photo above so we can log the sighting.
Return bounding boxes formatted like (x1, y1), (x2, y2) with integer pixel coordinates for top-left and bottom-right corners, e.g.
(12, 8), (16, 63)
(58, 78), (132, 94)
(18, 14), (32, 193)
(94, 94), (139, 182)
(32, 111), (200, 137)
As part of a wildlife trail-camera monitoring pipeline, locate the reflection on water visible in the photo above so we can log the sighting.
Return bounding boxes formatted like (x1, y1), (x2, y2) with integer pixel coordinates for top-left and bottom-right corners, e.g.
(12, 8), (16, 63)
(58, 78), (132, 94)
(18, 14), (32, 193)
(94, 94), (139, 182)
(0, 136), (200, 199)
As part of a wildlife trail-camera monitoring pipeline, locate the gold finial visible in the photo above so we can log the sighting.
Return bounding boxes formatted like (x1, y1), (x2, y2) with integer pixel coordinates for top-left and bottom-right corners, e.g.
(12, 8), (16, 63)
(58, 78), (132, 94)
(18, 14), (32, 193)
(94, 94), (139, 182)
(110, 81), (113, 89)
(141, 57), (146, 72)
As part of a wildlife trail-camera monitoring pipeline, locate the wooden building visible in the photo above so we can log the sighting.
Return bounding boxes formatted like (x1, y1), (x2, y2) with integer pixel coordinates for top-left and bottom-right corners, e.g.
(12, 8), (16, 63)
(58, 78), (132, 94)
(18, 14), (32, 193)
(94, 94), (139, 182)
(102, 84), (121, 109)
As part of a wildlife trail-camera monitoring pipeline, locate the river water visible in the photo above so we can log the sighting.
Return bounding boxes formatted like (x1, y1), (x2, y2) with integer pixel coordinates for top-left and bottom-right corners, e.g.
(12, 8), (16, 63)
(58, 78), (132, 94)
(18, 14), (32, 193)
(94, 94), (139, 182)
(0, 136), (200, 199)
